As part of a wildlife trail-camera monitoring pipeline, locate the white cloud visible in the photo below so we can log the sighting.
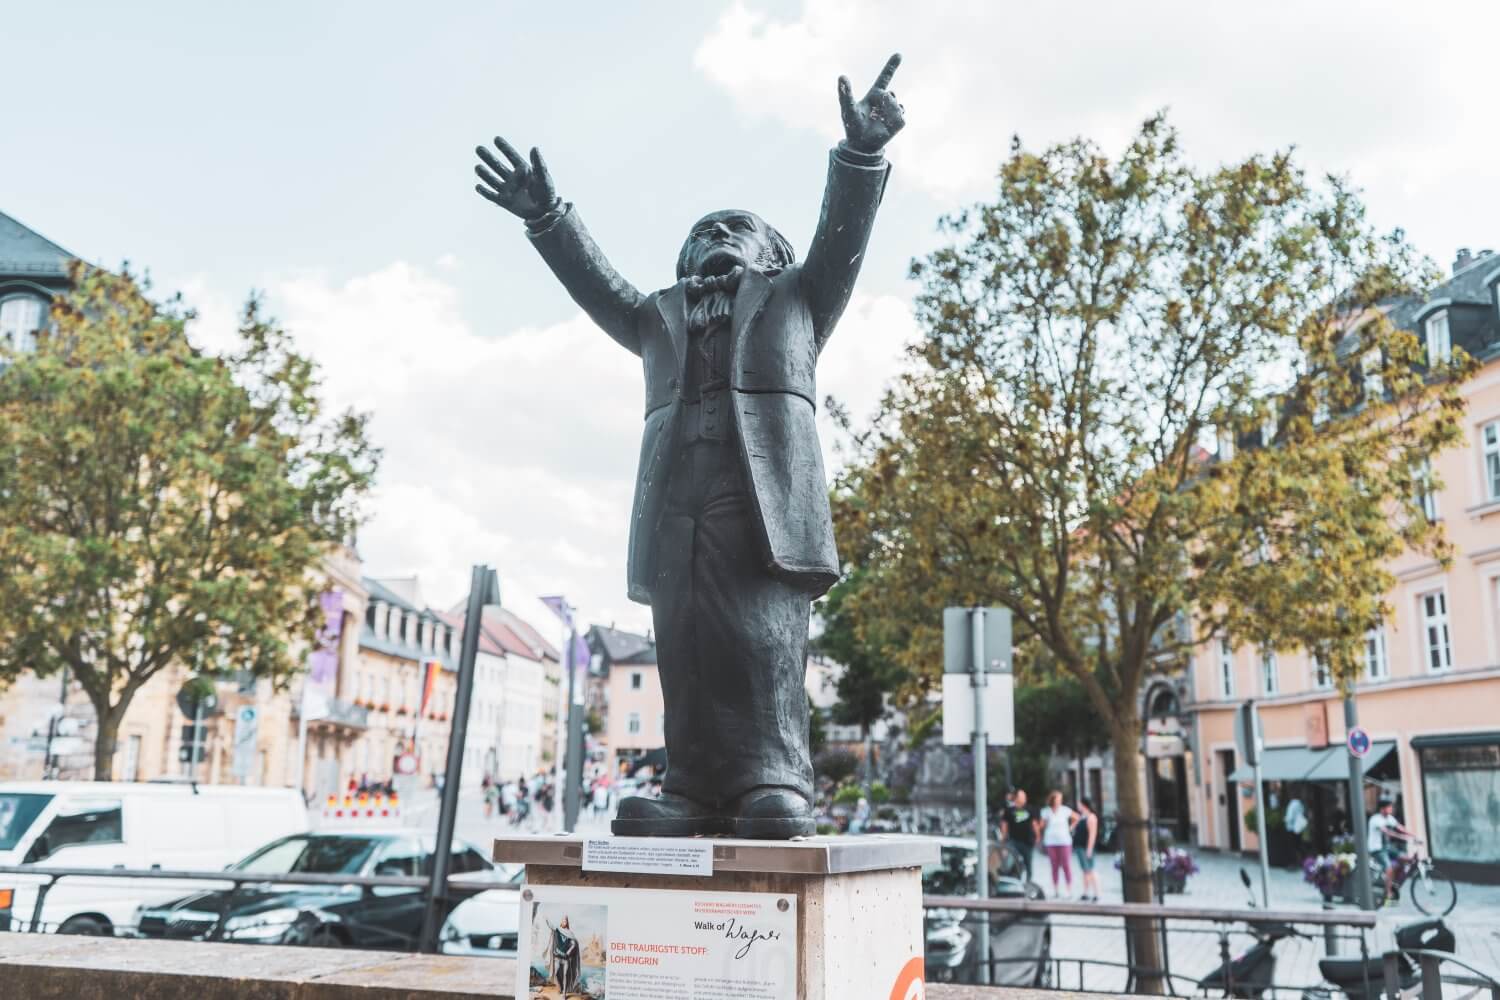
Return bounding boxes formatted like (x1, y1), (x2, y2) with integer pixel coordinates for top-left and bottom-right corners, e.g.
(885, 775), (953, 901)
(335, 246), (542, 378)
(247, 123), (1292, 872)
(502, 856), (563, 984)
(175, 260), (917, 639)
(695, 1), (1500, 262)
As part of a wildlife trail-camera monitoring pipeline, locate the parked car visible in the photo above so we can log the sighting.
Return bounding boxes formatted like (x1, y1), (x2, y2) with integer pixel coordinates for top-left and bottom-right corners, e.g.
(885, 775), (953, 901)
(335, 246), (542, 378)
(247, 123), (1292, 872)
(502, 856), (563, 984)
(134, 831), (499, 949)
(439, 885), (521, 958)
(919, 836), (1052, 988)
(0, 780), (308, 936)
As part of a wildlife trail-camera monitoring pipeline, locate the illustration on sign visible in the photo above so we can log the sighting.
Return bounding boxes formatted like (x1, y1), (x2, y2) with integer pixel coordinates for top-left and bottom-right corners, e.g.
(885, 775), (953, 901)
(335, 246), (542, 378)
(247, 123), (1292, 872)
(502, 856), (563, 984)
(517, 884), (796, 1000)
(1347, 726), (1372, 758)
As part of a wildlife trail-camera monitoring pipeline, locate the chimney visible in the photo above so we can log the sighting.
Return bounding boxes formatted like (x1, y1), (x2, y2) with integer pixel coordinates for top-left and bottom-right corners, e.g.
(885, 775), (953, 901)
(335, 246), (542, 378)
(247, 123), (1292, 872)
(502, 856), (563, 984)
(1454, 247), (1473, 274)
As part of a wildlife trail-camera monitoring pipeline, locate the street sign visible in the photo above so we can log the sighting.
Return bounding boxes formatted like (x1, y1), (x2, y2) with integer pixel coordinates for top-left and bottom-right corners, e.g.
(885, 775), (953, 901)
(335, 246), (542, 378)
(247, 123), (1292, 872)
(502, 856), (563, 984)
(942, 607), (1011, 674)
(941, 673), (1015, 746)
(1145, 730), (1186, 759)
(395, 751), (418, 776)
(1347, 726), (1371, 758)
(232, 705), (259, 779)
(1234, 701), (1263, 767)
(176, 679), (218, 719)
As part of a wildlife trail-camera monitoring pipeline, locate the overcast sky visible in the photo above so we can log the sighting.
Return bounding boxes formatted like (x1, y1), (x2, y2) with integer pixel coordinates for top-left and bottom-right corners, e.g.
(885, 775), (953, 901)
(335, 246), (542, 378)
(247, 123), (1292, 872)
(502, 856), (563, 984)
(6, 1), (1498, 637)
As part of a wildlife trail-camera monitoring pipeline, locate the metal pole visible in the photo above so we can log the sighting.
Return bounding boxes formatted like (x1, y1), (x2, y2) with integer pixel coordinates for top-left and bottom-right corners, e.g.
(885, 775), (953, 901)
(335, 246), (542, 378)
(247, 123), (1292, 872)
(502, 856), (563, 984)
(971, 607), (991, 987)
(295, 699), (308, 799)
(1344, 692), (1373, 910)
(552, 618), (568, 833)
(189, 701), (203, 783)
(1251, 760), (1271, 908)
(418, 565), (499, 953)
(1145, 738), (1163, 904)
(563, 624), (584, 832)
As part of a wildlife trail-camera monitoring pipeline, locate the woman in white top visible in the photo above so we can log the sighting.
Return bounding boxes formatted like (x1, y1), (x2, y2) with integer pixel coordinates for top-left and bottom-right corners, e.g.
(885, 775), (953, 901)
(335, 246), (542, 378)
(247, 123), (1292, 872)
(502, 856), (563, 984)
(1039, 790), (1076, 898)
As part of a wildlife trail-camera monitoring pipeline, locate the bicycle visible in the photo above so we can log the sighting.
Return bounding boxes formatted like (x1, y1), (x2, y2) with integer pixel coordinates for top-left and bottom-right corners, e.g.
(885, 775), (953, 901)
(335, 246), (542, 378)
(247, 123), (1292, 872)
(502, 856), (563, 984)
(1372, 843), (1457, 916)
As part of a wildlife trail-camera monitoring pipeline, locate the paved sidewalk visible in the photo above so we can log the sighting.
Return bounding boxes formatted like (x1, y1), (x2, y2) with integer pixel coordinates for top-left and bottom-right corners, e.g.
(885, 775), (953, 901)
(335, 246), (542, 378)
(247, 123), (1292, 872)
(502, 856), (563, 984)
(1023, 846), (1500, 995)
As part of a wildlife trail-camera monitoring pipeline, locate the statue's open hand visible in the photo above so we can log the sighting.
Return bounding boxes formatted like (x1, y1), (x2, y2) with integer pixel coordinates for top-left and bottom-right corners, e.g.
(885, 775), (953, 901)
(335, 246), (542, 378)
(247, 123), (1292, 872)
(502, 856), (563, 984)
(474, 137), (559, 222)
(838, 53), (905, 154)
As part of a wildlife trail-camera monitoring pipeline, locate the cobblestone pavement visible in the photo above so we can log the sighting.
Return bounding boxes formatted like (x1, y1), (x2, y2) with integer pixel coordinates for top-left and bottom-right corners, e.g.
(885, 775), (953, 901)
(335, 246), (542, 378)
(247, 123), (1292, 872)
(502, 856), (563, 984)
(1023, 846), (1500, 996)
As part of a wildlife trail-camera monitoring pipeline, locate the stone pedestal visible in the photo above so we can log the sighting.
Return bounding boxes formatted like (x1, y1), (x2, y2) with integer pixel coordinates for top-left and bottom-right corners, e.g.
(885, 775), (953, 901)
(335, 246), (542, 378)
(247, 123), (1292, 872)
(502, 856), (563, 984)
(495, 834), (936, 1000)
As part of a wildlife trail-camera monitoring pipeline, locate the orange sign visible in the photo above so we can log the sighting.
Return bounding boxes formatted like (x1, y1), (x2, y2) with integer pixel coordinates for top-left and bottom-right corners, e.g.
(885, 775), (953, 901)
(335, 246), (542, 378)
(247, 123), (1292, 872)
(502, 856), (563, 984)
(890, 956), (925, 1000)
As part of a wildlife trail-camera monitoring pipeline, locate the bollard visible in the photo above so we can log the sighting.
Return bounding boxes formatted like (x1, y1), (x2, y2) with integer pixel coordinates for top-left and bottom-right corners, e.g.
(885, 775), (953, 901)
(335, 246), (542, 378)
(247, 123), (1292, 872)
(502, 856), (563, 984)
(1322, 901), (1338, 956)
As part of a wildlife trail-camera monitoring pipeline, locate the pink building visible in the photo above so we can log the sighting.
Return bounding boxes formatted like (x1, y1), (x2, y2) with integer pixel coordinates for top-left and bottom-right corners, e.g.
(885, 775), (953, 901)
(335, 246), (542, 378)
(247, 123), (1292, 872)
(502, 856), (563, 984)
(1189, 249), (1500, 883)
(587, 627), (665, 779)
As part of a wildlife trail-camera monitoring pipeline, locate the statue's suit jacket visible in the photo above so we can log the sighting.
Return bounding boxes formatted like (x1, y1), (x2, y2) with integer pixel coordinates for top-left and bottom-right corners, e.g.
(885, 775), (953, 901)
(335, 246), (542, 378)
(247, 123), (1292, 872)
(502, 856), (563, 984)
(526, 145), (891, 605)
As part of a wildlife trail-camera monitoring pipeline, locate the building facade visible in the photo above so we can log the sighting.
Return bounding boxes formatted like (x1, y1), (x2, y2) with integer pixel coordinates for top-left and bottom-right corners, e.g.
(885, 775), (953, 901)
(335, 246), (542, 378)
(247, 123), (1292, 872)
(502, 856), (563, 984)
(1189, 249), (1500, 882)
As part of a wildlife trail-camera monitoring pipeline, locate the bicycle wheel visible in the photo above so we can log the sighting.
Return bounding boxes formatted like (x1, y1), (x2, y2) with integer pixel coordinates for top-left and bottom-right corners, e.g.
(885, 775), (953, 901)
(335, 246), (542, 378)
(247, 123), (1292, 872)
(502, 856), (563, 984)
(1411, 868), (1457, 916)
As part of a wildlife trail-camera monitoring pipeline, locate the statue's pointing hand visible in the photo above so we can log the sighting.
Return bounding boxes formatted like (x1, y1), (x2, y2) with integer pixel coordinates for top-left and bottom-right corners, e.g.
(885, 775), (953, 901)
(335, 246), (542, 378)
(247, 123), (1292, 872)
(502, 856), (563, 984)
(838, 52), (905, 154)
(474, 136), (560, 222)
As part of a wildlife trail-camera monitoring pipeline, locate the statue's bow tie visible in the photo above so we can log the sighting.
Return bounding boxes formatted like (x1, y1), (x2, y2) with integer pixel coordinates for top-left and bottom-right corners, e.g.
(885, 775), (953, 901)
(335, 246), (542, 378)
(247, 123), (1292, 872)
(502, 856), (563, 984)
(684, 265), (744, 302)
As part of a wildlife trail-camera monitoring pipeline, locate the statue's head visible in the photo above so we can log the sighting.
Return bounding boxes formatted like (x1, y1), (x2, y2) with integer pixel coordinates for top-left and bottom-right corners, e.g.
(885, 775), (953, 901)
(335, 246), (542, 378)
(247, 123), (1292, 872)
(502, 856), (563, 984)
(561, 917), (570, 929)
(677, 209), (795, 280)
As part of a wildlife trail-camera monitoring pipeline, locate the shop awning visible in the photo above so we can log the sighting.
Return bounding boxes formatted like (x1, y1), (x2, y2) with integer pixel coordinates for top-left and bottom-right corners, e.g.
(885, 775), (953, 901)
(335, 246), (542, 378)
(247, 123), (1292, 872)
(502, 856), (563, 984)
(1229, 740), (1397, 783)
(1229, 745), (1328, 782)
(1302, 740), (1396, 782)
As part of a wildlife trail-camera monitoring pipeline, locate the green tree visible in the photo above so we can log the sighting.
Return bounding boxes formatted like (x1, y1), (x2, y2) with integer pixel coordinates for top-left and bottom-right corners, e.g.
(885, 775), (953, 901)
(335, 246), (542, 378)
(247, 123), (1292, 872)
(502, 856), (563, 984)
(832, 116), (1471, 990)
(815, 571), (908, 786)
(0, 264), (378, 779)
(1015, 676), (1109, 791)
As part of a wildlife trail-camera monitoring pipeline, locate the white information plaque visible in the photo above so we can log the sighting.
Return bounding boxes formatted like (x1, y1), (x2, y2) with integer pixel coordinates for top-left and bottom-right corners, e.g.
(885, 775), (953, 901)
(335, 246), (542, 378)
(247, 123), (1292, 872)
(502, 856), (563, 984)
(582, 837), (713, 877)
(517, 884), (796, 1000)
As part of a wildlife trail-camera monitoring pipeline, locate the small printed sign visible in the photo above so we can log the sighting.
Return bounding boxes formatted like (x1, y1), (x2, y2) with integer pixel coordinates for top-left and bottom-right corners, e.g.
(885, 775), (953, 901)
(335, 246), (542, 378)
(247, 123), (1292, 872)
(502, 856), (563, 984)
(1347, 726), (1372, 758)
(582, 837), (714, 877)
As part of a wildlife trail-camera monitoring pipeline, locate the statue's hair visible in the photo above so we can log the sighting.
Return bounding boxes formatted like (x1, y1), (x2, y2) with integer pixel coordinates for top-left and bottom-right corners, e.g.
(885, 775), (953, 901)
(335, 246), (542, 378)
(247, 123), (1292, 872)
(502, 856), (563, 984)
(676, 213), (796, 280)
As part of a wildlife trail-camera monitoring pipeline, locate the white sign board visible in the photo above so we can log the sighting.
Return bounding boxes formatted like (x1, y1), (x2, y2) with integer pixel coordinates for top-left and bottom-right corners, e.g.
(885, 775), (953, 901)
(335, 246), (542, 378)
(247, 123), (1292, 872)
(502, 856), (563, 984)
(517, 884), (795, 1000)
(583, 838), (713, 877)
(941, 672), (1015, 746)
(231, 705), (259, 779)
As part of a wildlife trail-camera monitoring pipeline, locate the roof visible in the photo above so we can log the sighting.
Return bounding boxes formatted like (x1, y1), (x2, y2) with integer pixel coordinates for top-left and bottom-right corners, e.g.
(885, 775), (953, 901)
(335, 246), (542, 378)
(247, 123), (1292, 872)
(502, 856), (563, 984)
(586, 625), (657, 666)
(473, 607), (559, 663)
(0, 210), (76, 280)
(438, 609), (512, 659)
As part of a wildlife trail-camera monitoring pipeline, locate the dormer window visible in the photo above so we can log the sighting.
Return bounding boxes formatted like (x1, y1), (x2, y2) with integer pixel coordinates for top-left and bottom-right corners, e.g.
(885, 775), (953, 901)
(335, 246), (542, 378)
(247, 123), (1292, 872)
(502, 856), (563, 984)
(1425, 311), (1451, 364)
(0, 295), (45, 353)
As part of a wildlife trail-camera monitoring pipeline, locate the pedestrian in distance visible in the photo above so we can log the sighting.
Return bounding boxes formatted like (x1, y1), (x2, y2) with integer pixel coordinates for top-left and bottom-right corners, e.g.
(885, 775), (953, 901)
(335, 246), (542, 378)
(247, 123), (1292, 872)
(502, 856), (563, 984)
(1072, 797), (1101, 901)
(1039, 790), (1076, 898)
(999, 788), (1037, 882)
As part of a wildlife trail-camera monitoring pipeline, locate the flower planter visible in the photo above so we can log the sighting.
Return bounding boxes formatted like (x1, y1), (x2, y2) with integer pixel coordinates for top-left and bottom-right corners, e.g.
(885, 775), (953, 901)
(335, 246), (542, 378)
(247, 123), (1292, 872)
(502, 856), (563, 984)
(1162, 873), (1188, 894)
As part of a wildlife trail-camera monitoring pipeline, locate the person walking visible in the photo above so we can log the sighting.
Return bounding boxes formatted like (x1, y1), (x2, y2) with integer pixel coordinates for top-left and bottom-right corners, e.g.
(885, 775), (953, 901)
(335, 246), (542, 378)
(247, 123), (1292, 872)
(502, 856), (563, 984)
(1000, 789), (1037, 882)
(1072, 797), (1101, 901)
(1039, 790), (1076, 898)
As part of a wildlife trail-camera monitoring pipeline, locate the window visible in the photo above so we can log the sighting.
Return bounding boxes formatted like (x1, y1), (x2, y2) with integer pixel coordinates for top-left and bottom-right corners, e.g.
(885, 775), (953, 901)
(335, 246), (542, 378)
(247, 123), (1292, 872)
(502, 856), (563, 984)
(1484, 422), (1500, 501)
(365, 603), (377, 630)
(627, 712), (641, 735)
(630, 671), (643, 691)
(0, 295), (44, 353)
(1311, 655), (1332, 690)
(1260, 649), (1278, 695)
(24, 799), (123, 863)
(1364, 627), (1389, 680)
(1217, 640), (1235, 699)
(1413, 460), (1438, 521)
(1425, 311), (1451, 364)
(1420, 590), (1452, 671)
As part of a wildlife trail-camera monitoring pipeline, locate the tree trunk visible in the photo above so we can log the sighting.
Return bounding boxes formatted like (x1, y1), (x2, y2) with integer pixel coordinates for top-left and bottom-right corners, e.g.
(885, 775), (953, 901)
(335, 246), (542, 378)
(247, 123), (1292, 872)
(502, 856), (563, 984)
(863, 725), (874, 791)
(1112, 720), (1167, 994)
(92, 701), (122, 781)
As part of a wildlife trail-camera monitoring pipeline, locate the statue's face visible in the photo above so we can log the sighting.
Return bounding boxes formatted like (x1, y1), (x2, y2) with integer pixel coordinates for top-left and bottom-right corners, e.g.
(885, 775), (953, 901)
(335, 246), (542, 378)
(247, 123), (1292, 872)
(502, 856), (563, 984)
(680, 210), (774, 278)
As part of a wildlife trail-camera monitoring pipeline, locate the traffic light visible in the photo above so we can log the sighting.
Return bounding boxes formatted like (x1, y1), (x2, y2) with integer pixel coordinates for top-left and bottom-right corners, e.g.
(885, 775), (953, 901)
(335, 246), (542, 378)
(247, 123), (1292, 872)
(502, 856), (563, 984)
(179, 722), (207, 763)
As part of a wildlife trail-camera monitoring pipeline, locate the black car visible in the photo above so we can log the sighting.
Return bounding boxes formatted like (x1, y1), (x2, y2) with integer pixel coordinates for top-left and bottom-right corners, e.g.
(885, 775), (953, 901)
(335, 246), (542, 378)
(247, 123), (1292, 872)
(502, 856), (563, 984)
(920, 837), (1052, 988)
(135, 832), (497, 950)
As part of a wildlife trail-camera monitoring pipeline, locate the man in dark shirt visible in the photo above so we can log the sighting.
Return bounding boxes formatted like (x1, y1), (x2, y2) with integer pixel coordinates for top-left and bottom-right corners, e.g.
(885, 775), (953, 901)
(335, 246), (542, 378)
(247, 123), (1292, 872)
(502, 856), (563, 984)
(999, 788), (1037, 881)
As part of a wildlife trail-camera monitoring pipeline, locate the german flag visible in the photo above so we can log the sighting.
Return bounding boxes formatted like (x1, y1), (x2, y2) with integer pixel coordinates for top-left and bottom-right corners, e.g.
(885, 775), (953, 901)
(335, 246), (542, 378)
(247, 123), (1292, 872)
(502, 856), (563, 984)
(419, 659), (440, 716)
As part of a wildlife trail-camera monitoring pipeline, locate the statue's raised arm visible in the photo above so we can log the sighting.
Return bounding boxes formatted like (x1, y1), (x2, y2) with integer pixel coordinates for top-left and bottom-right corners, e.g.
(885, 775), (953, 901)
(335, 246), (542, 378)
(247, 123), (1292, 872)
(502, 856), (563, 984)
(801, 52), (905, 347)
(474, 136), (645, 355)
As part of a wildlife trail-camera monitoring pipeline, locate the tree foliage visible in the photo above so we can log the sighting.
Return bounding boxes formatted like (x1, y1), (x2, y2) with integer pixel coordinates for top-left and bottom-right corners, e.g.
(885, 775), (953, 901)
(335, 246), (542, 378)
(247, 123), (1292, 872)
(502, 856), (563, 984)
(814, 570), (908, 735)
(0, 264), (379, 777)
(831, 115), (1472, 976)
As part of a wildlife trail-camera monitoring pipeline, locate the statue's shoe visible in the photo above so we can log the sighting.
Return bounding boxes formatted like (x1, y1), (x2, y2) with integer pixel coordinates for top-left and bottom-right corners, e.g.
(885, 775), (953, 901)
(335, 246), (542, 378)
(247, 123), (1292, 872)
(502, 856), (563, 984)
(729, 786), (815, 839)
(611, 793), (724, 837)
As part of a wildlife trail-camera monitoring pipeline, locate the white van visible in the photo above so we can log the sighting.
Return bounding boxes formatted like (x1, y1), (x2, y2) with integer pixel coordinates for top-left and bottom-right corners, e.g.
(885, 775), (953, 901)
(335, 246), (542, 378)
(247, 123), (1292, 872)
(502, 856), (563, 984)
(0, 780), (308, 936)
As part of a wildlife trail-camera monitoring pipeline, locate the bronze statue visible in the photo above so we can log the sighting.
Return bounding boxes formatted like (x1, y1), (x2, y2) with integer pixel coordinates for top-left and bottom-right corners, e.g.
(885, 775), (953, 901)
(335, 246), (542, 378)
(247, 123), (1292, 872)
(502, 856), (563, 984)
(475, 54), (905, 838)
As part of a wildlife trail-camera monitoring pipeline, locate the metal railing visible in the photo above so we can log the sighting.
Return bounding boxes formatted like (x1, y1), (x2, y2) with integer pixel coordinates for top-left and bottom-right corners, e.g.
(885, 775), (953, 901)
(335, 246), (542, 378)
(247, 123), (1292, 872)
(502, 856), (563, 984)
(919, 892), (1498, 998)
(0, 863), (514, 953)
